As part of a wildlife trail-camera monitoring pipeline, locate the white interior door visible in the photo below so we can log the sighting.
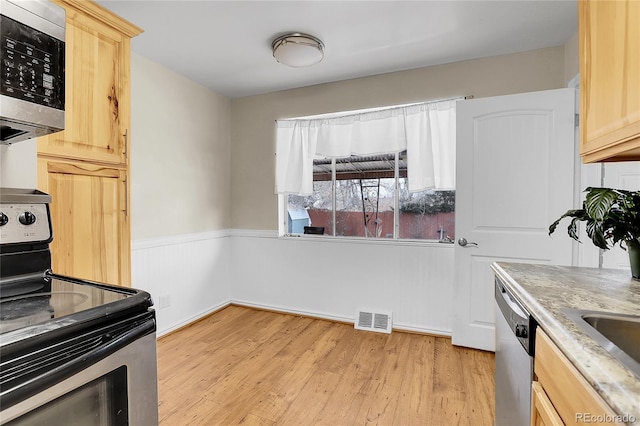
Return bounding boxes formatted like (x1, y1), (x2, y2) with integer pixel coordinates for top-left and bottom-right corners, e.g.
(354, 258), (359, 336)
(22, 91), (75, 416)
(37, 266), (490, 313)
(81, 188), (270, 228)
(452, 88), (575, 351)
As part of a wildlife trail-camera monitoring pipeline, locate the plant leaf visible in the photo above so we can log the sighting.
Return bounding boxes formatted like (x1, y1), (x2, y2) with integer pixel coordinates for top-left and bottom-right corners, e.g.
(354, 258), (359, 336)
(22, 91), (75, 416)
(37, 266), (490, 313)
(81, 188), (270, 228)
(568, 217), (581, 241)
(550, 187), (640, 249)
(584, 187), (618, 221)
(585, 220), (609, 249)
(549, 209), (585, 235)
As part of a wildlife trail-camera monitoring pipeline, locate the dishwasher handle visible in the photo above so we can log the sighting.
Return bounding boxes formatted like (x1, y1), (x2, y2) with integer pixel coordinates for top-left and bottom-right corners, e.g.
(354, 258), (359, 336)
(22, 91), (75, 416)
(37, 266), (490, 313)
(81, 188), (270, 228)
(497, 281), (528, 320)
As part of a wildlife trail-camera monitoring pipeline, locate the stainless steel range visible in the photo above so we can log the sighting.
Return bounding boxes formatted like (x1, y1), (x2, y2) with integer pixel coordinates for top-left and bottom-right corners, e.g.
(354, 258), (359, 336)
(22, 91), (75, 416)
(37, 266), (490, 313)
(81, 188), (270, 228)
(0, 188), (158, 425)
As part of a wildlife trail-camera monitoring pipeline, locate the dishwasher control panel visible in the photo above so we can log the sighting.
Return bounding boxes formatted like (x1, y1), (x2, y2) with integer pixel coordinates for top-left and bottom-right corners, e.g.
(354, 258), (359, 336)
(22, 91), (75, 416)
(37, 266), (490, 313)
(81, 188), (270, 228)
(495, 276), (537, 355)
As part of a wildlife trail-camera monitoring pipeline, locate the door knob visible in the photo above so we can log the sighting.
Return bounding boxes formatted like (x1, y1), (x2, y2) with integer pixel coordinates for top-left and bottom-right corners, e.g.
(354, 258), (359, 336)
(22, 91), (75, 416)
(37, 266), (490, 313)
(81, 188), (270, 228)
(458, 238), (478, 247)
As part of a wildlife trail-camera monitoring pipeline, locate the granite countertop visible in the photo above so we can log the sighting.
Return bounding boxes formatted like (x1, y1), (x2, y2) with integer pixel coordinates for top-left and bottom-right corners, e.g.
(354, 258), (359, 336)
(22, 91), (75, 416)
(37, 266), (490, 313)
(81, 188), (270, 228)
(491, 262), (640, 424)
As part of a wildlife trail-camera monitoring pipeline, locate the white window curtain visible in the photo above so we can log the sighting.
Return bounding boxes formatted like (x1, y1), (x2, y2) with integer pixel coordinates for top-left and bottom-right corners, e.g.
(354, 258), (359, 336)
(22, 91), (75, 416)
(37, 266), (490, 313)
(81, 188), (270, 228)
(276, 99), (457, 195)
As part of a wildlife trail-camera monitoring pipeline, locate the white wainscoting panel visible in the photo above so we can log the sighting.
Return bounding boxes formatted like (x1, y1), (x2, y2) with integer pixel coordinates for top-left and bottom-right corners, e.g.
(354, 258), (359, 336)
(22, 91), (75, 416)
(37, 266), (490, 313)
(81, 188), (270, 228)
(132, 230), (232, 336)
(230, 231), (455, 335)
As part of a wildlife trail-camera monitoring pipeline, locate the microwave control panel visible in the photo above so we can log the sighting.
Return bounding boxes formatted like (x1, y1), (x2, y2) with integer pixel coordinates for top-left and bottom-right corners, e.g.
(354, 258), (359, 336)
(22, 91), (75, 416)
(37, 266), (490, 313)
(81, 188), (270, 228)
(1, 14), (65, 110)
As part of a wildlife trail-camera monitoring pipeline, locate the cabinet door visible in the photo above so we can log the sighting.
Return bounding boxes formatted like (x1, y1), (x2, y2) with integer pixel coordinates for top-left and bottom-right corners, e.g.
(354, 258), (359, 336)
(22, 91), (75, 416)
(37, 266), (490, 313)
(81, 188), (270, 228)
(534, 330), (622, 426)
(37, 157), (130, 286)
(38, 5), (132, 164)
(580, 0), (640, 162)
(531, 381), (564, 426)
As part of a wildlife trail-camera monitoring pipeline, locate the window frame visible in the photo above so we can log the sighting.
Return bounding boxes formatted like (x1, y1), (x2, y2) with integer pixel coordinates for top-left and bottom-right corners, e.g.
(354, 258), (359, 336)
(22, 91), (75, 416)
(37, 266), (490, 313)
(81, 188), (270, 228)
(279, 151), (455, 243)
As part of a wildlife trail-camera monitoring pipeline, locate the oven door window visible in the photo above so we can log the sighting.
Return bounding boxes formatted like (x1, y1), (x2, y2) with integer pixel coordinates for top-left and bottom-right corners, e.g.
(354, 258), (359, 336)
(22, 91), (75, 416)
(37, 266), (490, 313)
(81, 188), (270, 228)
(6, 366), (128, 426)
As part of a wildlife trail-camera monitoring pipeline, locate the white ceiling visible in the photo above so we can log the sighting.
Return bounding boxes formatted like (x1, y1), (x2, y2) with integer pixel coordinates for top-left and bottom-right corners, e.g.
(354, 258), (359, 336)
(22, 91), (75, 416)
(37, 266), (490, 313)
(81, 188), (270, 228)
(96, 0), (578, 99)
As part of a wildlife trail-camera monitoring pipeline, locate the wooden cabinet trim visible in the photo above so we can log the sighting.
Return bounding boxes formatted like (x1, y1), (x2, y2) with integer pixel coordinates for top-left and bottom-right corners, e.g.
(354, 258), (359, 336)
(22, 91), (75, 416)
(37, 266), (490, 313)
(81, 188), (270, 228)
(52, 0), (143, 37)
(581, 123), (640, 160)
(581, 139), (640, 163)
(531, 381), (564, 426)
(36, 152), (131, 168)
(46, 161), (122, 178)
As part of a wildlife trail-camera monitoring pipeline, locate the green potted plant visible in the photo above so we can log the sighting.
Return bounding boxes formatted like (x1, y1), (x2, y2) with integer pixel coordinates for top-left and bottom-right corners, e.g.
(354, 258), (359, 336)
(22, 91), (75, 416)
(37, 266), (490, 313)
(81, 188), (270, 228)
(549, 187), (640, 279)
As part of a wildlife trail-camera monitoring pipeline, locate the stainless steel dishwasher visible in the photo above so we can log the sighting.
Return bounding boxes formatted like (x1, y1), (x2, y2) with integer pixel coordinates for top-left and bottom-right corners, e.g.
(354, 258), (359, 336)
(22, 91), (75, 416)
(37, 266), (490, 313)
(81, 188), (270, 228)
(494, 276), (537, 426)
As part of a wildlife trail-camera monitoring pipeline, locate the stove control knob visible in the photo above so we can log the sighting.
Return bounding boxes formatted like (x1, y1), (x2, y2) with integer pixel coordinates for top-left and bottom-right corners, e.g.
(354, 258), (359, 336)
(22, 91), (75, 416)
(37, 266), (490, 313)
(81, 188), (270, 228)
(0, 212), (7, 226)
(19, 211), (37, 225)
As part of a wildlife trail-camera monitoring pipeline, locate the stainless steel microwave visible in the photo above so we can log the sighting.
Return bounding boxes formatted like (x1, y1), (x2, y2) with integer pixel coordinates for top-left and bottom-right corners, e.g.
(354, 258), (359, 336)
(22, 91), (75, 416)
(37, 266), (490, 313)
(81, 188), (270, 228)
(0, 0), (65, 145)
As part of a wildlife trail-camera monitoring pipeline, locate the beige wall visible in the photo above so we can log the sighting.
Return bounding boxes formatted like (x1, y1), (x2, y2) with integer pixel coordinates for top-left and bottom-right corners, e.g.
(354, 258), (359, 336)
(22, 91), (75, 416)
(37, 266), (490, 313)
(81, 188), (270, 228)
(130, 53), (231, 240)
(230, 46), (567, 230)
(564, 32), (579, 84)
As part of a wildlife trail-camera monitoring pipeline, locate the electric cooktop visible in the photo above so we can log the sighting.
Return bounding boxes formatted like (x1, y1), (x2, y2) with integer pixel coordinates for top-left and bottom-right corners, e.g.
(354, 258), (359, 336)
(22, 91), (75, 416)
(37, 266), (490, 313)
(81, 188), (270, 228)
(0, 273), (152, 346)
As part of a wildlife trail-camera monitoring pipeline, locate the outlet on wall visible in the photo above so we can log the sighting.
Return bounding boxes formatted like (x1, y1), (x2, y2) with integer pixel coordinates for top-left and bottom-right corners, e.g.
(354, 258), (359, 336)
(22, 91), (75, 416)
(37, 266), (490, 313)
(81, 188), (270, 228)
(158, 294), (171, 309)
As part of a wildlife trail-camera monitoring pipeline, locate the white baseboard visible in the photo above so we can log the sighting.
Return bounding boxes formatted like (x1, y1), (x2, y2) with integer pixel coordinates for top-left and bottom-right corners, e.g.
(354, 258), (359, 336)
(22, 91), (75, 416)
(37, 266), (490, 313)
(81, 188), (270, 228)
(231, 300), (353, 324)
(393, 324), (451, 337)
(156, 300), (231, 337)
(231, 299), (451, 337)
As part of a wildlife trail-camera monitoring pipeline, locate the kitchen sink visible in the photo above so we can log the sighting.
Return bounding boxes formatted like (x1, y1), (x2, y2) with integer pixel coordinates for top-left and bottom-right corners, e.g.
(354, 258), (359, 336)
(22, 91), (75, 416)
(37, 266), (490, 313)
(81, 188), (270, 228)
(563, 309), (640, 378)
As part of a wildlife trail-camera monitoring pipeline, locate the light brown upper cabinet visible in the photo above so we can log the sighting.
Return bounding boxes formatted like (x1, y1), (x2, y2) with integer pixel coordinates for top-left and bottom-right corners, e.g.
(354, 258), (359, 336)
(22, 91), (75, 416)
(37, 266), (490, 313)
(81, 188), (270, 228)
(579, 0), (640, 163)
(38, 0), (142, 165)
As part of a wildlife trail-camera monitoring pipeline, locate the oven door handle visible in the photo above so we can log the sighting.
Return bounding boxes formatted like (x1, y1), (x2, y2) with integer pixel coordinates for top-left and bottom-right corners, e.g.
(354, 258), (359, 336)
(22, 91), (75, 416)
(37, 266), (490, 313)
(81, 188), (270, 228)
(0, 317), (156, 410)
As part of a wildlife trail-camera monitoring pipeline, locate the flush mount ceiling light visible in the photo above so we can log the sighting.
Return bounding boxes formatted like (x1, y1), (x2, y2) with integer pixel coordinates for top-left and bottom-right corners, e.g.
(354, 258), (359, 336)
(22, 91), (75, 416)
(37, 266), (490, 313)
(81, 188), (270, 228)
(272, 32), (324, 68)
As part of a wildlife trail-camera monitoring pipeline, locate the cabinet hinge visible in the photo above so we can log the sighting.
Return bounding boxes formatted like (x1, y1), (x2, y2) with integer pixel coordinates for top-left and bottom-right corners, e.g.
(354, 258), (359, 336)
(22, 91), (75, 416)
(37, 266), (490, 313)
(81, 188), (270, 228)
(574, 113), (579, 127)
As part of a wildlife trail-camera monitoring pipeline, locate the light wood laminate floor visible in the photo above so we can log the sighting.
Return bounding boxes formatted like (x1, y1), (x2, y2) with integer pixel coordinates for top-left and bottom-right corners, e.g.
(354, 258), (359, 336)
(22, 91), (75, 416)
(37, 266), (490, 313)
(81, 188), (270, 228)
(156, 305), (495, 425)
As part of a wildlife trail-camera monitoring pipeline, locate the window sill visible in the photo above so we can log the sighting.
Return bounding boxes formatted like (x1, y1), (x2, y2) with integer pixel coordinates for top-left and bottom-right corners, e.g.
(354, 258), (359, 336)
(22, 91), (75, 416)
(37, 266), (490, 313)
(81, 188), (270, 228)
(278, 234), (456, 248)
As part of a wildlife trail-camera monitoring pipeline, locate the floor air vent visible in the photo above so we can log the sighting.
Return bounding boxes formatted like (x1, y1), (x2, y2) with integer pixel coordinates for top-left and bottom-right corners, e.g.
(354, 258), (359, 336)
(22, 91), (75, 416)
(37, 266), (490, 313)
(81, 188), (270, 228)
(355, 309), (392, 334)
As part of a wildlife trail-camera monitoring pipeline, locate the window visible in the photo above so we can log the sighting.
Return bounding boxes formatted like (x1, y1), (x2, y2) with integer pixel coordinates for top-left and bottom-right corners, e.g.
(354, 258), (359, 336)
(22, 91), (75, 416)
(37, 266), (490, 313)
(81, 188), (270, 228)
(398, 183), (455, 240)
(277, 99), (457, 241)
(286, 151), (455, 241)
